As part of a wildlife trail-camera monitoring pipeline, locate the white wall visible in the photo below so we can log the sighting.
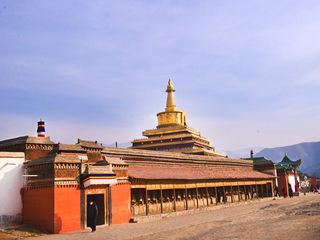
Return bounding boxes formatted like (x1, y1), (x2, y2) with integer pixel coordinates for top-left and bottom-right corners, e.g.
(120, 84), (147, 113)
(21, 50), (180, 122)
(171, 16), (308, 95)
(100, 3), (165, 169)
(288, 174), (296, 193)
(0, 152), (25, 228)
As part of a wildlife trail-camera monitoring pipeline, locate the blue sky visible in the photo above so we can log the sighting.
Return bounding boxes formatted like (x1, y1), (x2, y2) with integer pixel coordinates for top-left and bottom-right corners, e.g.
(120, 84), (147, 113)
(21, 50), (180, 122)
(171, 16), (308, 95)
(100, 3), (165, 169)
(0, 0), (319, 151)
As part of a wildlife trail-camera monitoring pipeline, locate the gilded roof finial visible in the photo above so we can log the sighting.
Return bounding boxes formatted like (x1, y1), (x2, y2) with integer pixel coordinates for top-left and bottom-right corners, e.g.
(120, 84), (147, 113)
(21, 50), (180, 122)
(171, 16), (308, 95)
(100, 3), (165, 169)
(166, 79), (175, 92)
(165, 79), (176, 111)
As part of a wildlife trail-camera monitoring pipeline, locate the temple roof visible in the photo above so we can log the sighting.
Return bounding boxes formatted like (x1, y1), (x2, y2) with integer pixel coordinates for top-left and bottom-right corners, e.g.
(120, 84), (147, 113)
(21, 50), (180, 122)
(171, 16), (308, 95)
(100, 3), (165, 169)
(276, 154), (301, 170)
(128, 164), (274, 180)
(105, 157), (128, 166)
(76, 139), (103, 149)
(26, 153), (82, 166)
(0, 135), (54, 147)
(103, 146), (254, 167)
(55, 143), (85, 152)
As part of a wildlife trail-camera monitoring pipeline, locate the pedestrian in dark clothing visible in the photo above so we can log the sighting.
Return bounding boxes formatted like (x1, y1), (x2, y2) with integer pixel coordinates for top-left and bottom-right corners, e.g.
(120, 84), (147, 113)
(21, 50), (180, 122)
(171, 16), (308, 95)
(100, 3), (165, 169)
(274, 186), (280, 197)
(288, 183), (293, 198)
(88, 201), (98, 232)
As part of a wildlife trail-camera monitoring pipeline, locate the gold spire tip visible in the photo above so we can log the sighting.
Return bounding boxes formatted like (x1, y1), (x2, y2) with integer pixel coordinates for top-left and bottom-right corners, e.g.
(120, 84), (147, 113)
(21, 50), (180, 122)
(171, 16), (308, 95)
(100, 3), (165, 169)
(166, 79), (175, 92)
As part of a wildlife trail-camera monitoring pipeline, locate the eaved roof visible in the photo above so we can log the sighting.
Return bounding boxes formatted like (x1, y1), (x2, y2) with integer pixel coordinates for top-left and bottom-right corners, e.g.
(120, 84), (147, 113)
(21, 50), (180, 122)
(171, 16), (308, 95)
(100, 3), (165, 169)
(0, 135), (54, 147)
(77, 139), (103, 149)
(106, 157), (128, 166)
(26, 153), (81, 166)
(128, 164), (274, 180)
(276, 154), (301, 170)
(56, 143), (85, 152)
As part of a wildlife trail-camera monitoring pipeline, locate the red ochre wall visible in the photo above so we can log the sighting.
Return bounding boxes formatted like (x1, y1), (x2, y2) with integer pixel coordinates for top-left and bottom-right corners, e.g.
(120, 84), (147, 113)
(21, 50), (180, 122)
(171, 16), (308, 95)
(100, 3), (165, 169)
(23, 186), (81, 233)
(278, 174), (288, 197)
(23, 184), (130, 233)
(111, 183), (131, 224)
(22, 187), (54, 233)
(54, 186), (81, 233)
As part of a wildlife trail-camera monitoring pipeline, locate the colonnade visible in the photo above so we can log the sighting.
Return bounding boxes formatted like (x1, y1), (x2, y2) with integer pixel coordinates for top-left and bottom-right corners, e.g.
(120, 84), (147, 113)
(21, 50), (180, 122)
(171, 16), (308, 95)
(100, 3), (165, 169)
(131, 182), (273, 216)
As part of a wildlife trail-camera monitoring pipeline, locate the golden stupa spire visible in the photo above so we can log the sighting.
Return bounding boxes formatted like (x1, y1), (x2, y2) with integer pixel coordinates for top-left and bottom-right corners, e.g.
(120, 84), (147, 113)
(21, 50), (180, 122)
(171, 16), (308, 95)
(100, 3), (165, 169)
(165, 79), (176, 112)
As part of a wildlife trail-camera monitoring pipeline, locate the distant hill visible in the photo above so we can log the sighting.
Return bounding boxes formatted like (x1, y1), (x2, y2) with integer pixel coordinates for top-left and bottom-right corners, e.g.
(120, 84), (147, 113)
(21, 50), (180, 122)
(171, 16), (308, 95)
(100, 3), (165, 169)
(255, 141), (320, 177)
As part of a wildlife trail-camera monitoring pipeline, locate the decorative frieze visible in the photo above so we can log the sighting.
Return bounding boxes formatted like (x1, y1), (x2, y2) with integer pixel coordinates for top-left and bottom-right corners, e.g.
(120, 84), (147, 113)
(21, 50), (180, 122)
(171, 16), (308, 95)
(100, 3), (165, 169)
(26, 144), (53, 151)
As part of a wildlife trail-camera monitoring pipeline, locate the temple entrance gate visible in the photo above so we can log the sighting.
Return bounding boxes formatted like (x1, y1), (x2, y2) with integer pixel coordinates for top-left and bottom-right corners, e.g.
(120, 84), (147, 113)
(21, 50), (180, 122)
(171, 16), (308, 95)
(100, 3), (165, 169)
(86, 194), (105, 226)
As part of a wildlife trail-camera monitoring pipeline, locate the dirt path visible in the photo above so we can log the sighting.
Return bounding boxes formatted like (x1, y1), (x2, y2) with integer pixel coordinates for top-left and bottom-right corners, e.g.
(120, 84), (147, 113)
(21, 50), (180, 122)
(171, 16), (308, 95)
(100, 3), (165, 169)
(12, 194), (320, 240)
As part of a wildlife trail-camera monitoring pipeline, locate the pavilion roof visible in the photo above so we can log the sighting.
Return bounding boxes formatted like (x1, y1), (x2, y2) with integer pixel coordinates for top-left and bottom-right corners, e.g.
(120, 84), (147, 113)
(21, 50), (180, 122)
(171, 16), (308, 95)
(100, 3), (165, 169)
(276, 154), (301, 170)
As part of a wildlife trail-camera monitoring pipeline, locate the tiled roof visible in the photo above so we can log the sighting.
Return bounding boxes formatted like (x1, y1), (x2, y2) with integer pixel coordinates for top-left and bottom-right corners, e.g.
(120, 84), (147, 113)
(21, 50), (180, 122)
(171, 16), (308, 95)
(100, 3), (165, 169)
(27, 154), (81, 166)
(103, 147), (253, 167)
(276, 154), (302, 170)
(106, 157), (128, 165)
(77, 139), (103, 149)
(56, 143), (85, 152)
(0, 136), (54, 147)
(128, 164), (274, 180)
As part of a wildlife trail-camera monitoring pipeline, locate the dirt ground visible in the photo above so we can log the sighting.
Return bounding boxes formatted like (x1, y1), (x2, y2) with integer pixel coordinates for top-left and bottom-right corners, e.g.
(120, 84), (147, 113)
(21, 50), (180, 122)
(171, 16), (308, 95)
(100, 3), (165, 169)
(2, 193), (320, 240)
(0, 226), (44, 240)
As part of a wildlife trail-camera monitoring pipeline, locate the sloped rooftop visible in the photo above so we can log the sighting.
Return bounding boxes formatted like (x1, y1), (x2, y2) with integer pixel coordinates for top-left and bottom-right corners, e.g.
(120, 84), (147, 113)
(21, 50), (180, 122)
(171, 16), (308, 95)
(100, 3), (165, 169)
(128, 164), (274, 180)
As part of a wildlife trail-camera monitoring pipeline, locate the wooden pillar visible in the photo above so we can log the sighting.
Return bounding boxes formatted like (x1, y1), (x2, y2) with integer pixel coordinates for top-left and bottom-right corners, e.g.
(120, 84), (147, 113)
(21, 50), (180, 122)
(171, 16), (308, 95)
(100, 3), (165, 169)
(271, 182), (275, 197)
(261, 184), (264, 198)
(223, 186), (226, 203)
(206, 187), (209, 206)
(214, 187), (218, 205)
(195, 187), (199, 208)
(250, 185), (253, 199)
(160, 187), (163, 214)
(173, 188), (176, 212)
(230, 186), (234, 203)
(185, 188), (188, 210)
(244, 185), (247, 200)
(255, 184), (259, 199)
(237, 186), (241, 202)
(145, 189), (149, 216)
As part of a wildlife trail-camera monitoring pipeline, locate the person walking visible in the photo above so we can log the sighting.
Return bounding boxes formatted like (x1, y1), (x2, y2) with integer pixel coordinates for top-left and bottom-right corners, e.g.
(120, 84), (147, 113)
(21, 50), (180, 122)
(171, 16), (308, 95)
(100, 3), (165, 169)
(88, 201), (98, 232)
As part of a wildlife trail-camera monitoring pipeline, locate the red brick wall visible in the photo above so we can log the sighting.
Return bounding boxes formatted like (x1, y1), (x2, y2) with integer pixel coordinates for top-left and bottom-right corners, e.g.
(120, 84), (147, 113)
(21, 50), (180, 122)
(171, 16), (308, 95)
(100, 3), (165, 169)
(54, 186), (81, 233)
(111, 183), (131, 224)
(22, 187), (54, 233)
